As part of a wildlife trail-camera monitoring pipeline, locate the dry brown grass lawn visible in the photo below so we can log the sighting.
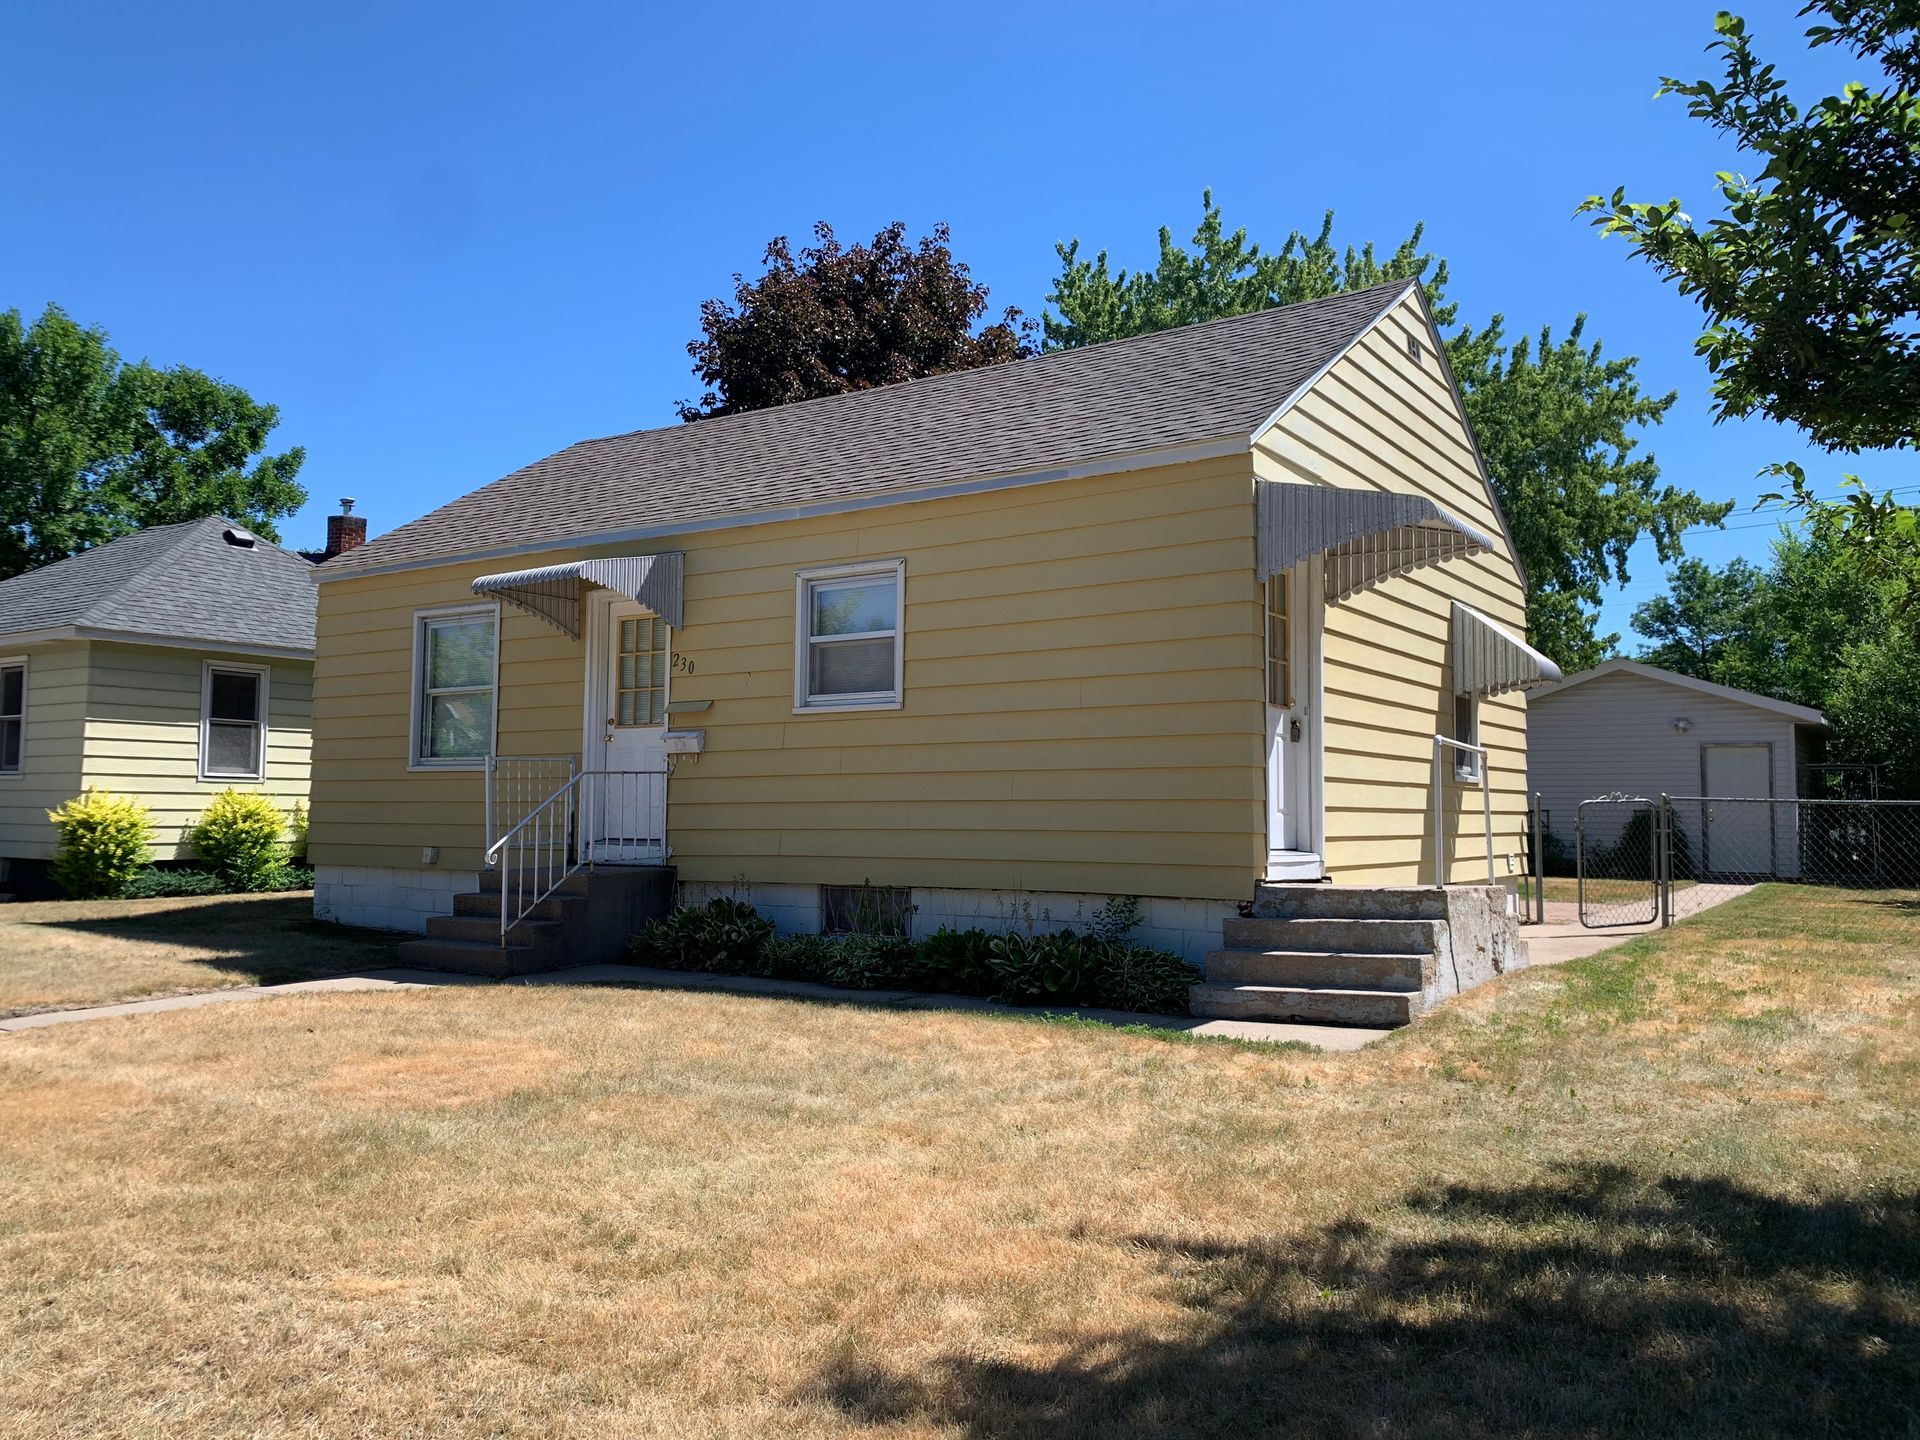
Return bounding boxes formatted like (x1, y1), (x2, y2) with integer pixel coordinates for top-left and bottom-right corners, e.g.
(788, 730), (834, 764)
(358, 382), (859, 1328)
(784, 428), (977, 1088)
(0, 893), (402, 1017)
(1, 884), (1916, 1438)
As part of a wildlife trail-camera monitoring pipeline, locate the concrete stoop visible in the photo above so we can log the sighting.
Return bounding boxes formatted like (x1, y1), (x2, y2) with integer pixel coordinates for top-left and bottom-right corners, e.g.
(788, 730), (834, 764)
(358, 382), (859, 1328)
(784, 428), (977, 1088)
(1189, 883), (1524, 1027)
(396, 865), (675, 977)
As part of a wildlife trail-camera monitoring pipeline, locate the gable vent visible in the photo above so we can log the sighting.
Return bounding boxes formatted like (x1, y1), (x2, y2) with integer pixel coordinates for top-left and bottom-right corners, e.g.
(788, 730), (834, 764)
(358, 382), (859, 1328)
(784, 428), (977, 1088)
(223, 526), (259, 548)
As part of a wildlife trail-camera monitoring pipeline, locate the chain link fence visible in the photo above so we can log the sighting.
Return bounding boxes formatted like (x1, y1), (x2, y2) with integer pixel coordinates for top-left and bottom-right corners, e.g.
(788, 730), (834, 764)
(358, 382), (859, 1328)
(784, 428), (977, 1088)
(1572, 795), (1920, 931)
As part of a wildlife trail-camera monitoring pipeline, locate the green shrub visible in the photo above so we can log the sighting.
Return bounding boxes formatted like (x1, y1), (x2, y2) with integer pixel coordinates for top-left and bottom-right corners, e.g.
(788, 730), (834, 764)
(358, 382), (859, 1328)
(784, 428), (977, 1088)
(987, 928), (1108, 1005)
(909, 926), (1000, 993)
(1093, 945), (1203, 1015)
(46, 789), (154, 898)
(191, 790), (289, 890)
(630, 898), (1197, 1015)
(631, 898), (774, 972)
(120, 867), (226, 899)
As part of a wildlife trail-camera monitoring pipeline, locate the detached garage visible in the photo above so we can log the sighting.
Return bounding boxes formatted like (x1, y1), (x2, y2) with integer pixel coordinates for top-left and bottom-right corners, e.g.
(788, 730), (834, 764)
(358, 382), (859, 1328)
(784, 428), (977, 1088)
(1528, 659), (1829, 879)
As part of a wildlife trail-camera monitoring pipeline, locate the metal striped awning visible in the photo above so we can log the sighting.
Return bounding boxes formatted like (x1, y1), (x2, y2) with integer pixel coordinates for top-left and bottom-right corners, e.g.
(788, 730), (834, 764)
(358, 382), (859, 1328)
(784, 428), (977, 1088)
(471, 553), (684, 637)
(1256, 481), (1494, 602)
(1451, 600), (1561, 697)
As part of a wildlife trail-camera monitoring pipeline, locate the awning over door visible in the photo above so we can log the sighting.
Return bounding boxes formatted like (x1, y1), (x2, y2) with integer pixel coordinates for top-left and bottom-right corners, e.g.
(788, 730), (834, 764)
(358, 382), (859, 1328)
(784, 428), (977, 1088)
(471, 553), (685, 637)
(1451, 600), (1561, 696)
(1256, 481), (1494, 602)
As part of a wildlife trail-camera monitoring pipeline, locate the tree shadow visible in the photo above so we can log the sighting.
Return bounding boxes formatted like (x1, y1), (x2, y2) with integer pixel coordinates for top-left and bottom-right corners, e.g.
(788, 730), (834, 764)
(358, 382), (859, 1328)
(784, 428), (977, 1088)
(25, 896), (407, 984)
(811, 1163), (1919, 1439)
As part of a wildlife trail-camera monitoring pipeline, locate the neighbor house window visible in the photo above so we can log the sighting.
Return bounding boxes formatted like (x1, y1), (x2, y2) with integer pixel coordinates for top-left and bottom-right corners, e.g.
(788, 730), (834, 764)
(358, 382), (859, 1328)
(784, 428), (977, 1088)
(1452, 691), (1481, 782)
(0, 660), (24, 776)
(201, 663), (268, 781)
(795, 561), (904, 710)
(413, 606), (498, 766)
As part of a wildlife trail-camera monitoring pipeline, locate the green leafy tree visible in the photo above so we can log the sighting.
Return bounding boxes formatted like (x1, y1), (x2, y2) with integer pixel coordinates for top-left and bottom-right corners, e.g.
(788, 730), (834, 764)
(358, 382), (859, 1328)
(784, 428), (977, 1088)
(1044, 194), (1730, 668)
(1631, 532), (1920, 796)
(1629, 556), (1766, 677)
(679, 222), (1033, 421)
(1580, 2), (1920, 622)
(0, 305), (306, 581)
(1045, 192), (1453, 349)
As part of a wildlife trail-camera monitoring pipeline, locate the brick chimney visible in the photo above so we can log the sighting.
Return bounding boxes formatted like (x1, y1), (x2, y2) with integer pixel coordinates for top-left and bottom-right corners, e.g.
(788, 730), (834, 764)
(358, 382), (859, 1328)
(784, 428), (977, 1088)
(324, 499), (367, 560)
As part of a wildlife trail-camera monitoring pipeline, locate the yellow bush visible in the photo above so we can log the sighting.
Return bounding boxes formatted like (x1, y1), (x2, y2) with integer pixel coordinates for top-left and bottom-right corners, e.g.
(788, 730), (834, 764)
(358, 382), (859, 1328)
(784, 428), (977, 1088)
(47, 789), (154, 898)
(192, 790), (289, 890)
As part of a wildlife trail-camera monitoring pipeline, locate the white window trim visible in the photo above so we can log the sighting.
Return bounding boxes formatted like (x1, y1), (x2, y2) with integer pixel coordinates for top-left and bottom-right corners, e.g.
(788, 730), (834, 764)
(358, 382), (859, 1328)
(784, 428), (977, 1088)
(0, 655), (26, 780)
(1453, 691), (1482, 783)
(199, 660), (271, 784)
(408, 602), (501, 771)
(793, 559), (905, 713)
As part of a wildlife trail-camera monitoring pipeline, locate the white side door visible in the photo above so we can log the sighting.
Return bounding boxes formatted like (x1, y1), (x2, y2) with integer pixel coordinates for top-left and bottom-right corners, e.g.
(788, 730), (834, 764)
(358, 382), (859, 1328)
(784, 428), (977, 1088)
(1264, 568), (1321, 879)
(1702, 742), (1774, 877)
(588, 602), (668, 863)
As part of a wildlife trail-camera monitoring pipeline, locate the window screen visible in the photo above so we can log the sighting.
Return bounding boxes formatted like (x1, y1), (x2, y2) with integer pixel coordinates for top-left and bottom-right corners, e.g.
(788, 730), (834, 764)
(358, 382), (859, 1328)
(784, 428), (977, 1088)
(820, 883), (912, 937)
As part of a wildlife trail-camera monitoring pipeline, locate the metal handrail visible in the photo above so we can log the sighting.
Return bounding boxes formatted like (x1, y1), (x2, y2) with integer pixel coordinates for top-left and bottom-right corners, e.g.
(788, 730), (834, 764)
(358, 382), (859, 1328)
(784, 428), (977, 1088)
(484, 754), (576, 854)
(483, 765), (671, 946)
(485, 771), (580, 946)
(1431, 734), (1495, 889)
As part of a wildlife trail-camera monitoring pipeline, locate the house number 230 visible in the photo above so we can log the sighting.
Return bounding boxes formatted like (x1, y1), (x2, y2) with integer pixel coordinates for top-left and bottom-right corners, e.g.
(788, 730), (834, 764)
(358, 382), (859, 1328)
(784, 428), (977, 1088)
(671, 652), (695, 675)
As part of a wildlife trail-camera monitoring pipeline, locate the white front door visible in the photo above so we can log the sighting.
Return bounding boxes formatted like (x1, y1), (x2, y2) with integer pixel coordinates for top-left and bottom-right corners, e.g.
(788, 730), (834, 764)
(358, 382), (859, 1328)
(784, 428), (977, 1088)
(1264, 567), (1322, 879)
(587, 601), (668, 864)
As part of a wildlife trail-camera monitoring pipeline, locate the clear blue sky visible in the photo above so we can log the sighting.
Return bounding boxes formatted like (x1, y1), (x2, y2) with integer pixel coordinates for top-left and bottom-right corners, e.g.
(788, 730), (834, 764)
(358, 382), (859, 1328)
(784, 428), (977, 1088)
(4, 0), (1913, 646)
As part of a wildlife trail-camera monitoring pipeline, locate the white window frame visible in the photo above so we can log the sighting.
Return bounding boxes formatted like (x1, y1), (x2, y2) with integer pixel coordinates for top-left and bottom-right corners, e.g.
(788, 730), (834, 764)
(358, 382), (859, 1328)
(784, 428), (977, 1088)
(1452, 690), (1482, 783)
(793, 559), (905, 713)
(199, 660), (271, 784)
(0, 656), (25, 780)
(409, 603), (501, 770)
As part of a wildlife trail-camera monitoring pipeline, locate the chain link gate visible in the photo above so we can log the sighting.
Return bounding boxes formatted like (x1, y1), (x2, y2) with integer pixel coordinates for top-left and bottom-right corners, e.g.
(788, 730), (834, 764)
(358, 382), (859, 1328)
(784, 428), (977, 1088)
(1573, 794), (1920, 932)
(1575, 796), (1663, 928)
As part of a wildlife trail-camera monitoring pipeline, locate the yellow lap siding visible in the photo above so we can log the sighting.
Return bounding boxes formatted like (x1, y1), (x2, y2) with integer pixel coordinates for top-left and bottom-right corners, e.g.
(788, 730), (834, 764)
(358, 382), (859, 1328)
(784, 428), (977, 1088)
(0, 640), (91, 861)
(310, 457), (1267, 896)
(75, 643), (313, 857)
(1261, 291), (1532, 886)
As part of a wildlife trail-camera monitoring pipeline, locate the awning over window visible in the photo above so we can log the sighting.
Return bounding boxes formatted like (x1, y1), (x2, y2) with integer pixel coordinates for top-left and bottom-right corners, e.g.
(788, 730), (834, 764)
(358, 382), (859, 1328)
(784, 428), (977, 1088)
(1257, 481), (1495, 603)
(1451, 600), (1561, 697)
(470, 553), (685, 637)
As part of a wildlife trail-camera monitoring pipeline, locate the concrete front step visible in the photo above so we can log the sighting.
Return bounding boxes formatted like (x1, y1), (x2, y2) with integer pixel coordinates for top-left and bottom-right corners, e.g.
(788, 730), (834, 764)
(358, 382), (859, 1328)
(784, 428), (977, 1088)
(476, 867), (595, 898)
(1188, 981), (1424, 1028)
(394, 937), (557, 978)
(1223, 915), (1442, 955)
(451, 888), (584, 923)
(1252, 883), (1453, 921)
(1205, 948), (1428, 991)
(425, 912), (566, 947)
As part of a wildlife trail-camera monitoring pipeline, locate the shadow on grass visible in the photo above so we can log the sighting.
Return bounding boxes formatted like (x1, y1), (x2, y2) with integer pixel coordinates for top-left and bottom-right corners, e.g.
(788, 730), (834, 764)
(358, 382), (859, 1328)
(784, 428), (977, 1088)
(28, 896), (407, 985)
(812, 1163), (1919, 1439)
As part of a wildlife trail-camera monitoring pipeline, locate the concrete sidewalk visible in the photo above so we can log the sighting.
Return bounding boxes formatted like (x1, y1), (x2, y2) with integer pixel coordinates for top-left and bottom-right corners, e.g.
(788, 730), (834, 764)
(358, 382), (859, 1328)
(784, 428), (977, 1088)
(1, 962), (1388, 1050)
(1519, 888), (1752, 966)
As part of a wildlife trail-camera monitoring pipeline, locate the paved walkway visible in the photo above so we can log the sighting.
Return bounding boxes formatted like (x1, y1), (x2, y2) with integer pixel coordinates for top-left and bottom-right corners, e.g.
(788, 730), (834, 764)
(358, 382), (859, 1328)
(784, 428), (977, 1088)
(0, 964), (1387, 1050)
(1519, 887), (1753, 966)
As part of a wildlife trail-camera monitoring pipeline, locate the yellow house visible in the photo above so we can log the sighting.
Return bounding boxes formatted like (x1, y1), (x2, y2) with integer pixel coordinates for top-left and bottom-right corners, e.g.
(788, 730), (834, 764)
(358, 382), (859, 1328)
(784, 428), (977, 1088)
(0, 517), (319, 895)
(310, 280), (1560, 1018)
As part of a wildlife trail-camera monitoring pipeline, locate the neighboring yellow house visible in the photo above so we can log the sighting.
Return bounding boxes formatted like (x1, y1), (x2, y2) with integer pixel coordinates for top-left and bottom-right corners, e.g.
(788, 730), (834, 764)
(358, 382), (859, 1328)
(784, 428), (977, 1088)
(0, 517), (321, 896)
(309, 280), (1560, 1010)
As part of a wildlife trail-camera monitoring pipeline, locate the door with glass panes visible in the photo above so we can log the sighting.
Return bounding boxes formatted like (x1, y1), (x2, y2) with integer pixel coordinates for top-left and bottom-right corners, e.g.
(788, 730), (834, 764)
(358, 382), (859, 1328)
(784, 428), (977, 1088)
(589, 602), (668, 863)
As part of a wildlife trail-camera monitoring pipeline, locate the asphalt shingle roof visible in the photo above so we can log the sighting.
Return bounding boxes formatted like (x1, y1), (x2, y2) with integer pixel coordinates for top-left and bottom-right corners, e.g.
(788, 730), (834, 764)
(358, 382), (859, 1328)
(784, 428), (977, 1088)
(323, 280), (1418, 575)
(0, 517), (317, 653)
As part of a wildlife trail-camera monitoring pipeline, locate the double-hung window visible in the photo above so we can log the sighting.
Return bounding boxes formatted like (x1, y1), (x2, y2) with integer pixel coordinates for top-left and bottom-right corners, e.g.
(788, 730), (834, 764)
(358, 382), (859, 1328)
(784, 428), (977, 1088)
(413, 606), (498, 766)
(0, 660), (24, 776)
(795, 561), (904, 710)
(201, 663), (268, 781)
